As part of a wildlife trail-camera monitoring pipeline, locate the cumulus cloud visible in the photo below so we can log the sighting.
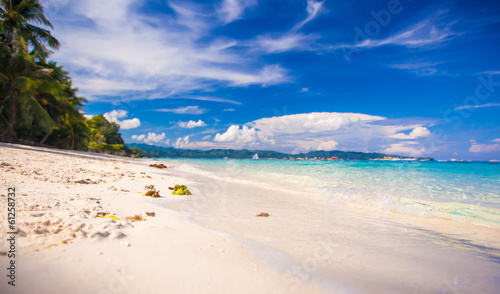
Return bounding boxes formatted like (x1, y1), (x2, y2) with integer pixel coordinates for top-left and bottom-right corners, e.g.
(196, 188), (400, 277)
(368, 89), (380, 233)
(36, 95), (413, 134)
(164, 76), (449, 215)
(391, 127), (431, 139)
(132, 132), (168, 144)
(214, 125), (274, 146)
(103, 110), (141, 129)
(469, 139), (500, 153)
(104, 110), (127, 121)
(212, 112), (434, 154)
(173, 136), (190, 148)
(131, 134), (145, 141)
(249, 112), (385, 135)
(383, 143), (428, 157)
(214, 125), (257, 143)
(177, 120), (207, 128)
(155, 106), (208, 115)
(317, 140), (338, 151)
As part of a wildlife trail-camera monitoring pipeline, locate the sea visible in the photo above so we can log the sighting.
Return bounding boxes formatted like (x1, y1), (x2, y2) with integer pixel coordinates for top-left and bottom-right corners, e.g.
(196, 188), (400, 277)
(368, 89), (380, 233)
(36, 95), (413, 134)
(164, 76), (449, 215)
(156, 158), (500, 292)
(165, 158), (500, 223)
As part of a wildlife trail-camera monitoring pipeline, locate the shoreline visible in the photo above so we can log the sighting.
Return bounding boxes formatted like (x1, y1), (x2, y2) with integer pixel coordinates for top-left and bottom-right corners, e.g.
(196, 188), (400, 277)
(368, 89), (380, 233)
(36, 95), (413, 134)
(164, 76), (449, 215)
(1, 143), (500, 293)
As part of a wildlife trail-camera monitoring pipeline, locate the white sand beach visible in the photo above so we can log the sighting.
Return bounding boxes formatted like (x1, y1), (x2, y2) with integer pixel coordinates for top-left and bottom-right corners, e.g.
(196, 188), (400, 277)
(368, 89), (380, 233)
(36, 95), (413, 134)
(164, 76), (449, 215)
(1, 142), (500, 293)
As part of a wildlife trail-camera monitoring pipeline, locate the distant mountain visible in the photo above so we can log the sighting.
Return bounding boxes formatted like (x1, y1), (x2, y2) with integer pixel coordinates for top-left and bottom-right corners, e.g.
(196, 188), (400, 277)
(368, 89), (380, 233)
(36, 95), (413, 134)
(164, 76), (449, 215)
(127, 143), (434, 161)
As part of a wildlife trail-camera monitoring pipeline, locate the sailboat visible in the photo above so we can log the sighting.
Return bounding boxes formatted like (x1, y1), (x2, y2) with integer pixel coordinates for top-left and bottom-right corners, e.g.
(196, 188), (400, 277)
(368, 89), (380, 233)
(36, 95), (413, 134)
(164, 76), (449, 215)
(252, 153), (259, 160)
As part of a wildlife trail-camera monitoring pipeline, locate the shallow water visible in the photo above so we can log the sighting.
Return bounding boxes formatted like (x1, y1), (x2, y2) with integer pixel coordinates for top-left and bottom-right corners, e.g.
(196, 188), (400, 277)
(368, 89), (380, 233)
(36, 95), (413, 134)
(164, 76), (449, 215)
(157, 159), (500, 293)
(162, 159), (500, 221)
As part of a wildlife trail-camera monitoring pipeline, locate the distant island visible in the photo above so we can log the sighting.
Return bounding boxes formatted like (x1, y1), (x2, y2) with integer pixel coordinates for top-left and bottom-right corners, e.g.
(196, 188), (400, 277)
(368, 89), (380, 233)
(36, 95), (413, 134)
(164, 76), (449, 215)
(127, 143), (434, 161)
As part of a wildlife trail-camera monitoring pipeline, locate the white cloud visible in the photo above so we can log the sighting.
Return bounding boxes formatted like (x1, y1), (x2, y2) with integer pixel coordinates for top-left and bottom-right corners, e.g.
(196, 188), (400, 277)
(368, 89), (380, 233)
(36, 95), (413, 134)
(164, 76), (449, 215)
(119, 118), (141, 130)
(255, 33), (317, 53)
(155, 106), (208, 115)
(132, 132), (167, 144)
(249, 112), (386, 135)
(173, 136), (190, 148)
(103, 110), (141, 129)
(469, 140), (500, 153)
(454, 102), (500, 110)
(84, 114), (94, 119)
(355, 19), (458, 49)
(214, 125), (257, 143)
(214, 125), (273, 146)
(145, 132), (166, 143)
(391, 127), (431, 139)
(223, 108), (235, 112)
(202, 135), (212, 140)
(131, 134), (145, 141)
(391, 61), (444, 76)
(300, 88), (309, 93)
(217, 0), (257, 24)
(103, 110), (127, 122)
(292, 0), (325, 31)
(251, 0), (323, 54)
(209, 112), (434, 155)
(50, 0), (289, 101)
(383, 143), (428, 157)
(317, 140), (338, 151)
(178, 120), (207, 128)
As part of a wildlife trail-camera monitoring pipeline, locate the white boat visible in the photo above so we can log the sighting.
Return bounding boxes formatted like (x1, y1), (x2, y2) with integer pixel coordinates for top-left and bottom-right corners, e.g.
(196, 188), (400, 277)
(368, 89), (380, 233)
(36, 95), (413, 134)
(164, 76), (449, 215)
(252, 153), (259, 160)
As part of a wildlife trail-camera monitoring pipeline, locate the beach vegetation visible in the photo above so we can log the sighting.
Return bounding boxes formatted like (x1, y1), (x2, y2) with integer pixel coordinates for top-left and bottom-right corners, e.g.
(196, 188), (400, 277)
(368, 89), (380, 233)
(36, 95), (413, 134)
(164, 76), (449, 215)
(0, 1), (151, 157)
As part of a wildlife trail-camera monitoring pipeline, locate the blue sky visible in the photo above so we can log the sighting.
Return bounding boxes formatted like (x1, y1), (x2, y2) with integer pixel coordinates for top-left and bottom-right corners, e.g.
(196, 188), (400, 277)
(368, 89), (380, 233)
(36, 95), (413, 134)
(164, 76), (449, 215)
(46, 0), (500, 160)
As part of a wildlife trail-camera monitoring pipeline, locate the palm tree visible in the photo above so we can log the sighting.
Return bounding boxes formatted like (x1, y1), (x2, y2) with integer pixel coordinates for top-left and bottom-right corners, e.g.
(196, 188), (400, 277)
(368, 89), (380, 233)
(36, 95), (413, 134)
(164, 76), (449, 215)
(0, 38), (55, 138)
(0, 0), (60, 60)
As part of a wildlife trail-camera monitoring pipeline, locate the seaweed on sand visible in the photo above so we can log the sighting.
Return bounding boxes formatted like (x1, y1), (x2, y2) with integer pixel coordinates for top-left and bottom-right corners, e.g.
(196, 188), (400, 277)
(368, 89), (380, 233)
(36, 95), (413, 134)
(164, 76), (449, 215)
(144, 185), (161, 198)
(170, 185), (192, 196)
(125, 214), (145, 222)
(149, 163), (167, 169)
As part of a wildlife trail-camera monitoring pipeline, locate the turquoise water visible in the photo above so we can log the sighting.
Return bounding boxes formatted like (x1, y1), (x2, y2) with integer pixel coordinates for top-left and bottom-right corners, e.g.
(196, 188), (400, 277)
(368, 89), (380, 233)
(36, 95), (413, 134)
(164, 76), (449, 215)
(164, 159), (500, 210)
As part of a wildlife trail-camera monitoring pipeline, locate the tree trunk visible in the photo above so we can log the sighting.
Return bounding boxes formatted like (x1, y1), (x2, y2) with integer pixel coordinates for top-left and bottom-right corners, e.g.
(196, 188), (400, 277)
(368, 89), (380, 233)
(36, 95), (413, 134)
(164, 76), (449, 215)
(40, 126), (54, 145)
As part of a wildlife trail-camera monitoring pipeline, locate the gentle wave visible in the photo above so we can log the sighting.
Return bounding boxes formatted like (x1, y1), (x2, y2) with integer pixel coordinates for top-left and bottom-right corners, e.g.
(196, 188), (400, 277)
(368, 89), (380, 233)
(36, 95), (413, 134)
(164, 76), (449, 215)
(165, 158), (500, 225)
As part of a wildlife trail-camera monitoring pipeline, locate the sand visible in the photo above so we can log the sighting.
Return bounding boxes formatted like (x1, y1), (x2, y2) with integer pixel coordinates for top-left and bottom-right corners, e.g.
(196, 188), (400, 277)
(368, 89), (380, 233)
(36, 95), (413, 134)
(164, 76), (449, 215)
(1, 142), (499, 293)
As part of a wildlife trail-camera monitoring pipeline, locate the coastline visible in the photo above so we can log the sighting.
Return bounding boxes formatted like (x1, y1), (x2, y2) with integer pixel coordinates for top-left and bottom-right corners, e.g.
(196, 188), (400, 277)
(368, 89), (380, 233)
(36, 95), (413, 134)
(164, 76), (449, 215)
(1, 143), (499, 293)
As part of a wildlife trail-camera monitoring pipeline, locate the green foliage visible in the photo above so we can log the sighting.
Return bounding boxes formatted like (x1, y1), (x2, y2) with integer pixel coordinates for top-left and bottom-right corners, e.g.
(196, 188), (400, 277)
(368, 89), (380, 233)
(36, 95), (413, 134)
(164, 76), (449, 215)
(124, 146), (147, 158)
(0, 1), (92, 151)
(127, 143), (434, 160)
(86, 115), (124, 145)
(0, 0), (60, 61)
(89, 142), (125, 153)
